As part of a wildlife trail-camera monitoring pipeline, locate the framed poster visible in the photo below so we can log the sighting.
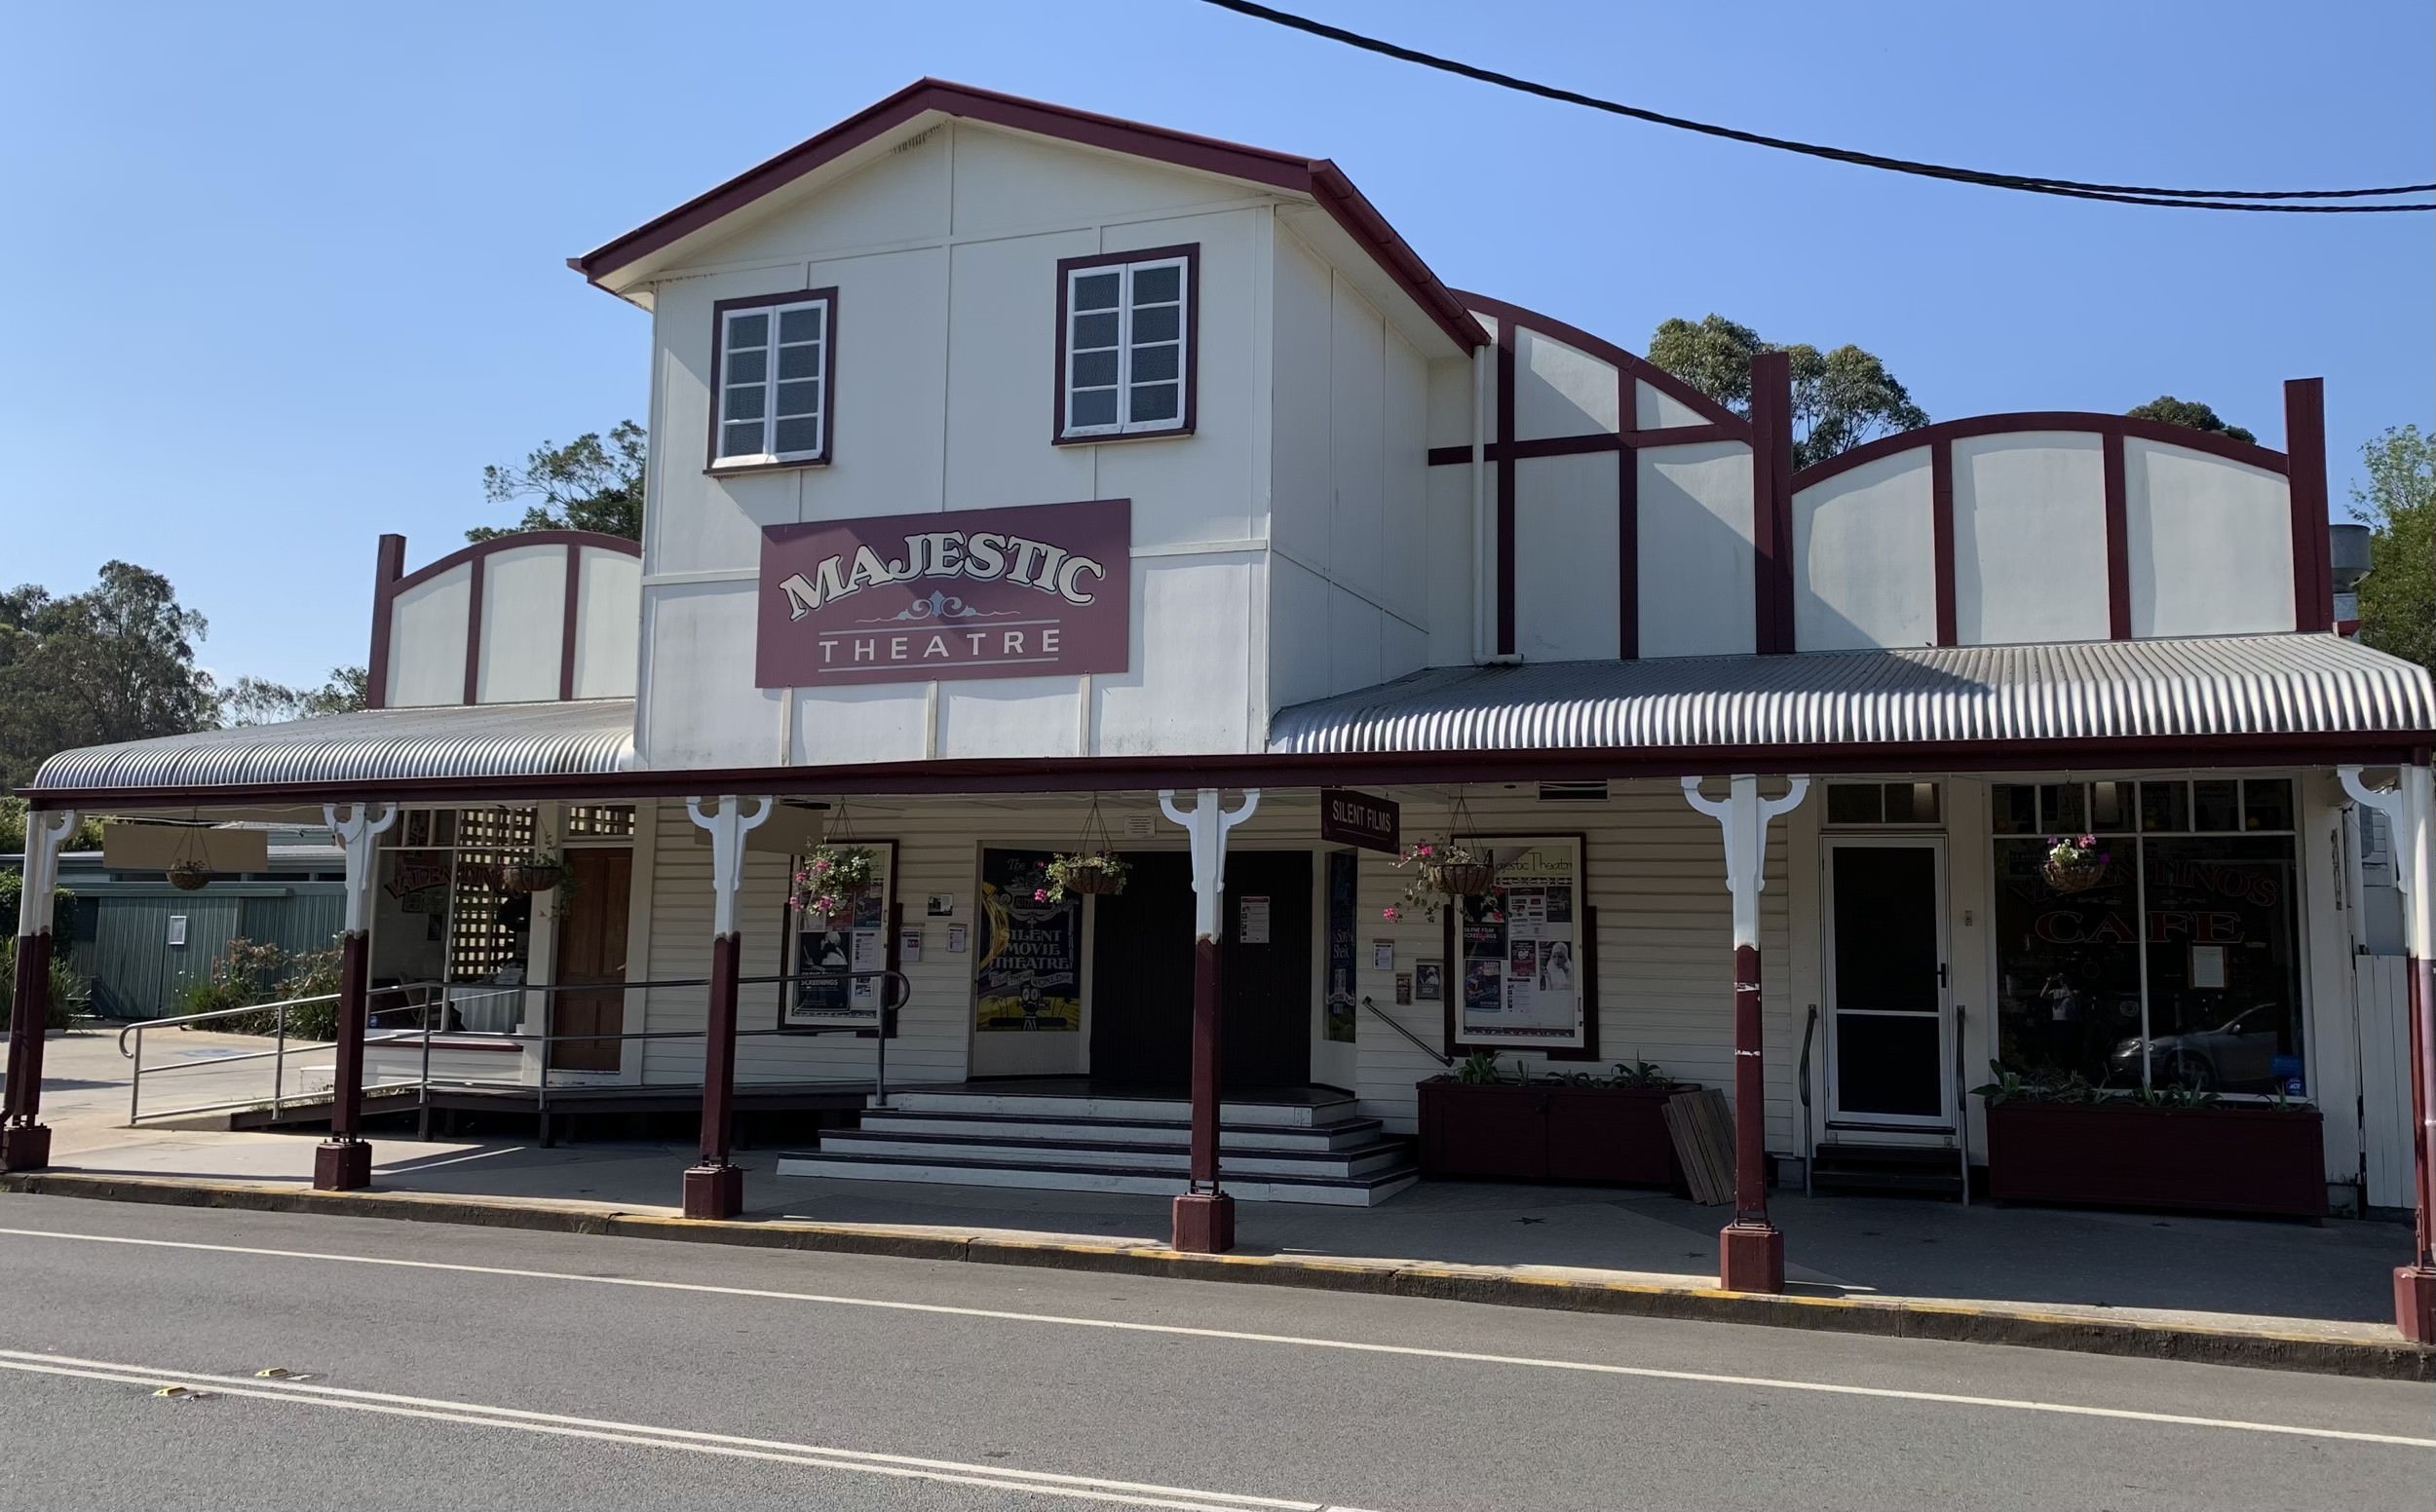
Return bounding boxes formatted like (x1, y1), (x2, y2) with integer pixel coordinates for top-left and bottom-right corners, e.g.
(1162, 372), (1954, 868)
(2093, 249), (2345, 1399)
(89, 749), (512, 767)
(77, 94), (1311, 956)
(1323, 850), (1357, 1043)
(782, 839), (897, 1030)
(973, 848), (1082, 1032)
(1442, 836), (1593, 1053)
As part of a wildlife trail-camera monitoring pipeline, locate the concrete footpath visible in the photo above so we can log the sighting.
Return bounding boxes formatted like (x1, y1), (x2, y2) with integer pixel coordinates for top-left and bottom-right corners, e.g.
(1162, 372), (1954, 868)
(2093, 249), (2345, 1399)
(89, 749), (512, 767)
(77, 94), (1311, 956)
(8, 1025), (2432, 1382)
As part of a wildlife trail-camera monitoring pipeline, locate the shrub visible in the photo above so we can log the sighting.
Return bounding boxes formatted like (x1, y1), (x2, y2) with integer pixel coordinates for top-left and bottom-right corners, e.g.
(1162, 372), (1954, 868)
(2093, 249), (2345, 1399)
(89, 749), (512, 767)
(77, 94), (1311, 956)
(0, 939), (86, 1032)
(176, 936), (344, 1039)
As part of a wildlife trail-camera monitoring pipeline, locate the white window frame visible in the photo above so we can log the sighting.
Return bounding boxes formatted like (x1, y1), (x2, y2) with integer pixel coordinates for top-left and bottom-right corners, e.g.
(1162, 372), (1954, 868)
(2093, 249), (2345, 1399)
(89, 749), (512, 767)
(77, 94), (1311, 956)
(713, 293), (832, 468)
(1059, 251), (1192, 441)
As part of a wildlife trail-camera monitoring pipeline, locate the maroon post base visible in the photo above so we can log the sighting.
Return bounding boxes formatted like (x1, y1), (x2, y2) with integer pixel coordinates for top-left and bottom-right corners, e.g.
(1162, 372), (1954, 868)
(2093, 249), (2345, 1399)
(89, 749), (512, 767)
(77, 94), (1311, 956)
(2396, 1267), (2436, 1344)
(1719, 1221), (1785, 1294)
(1171, 1191), (1237, 1254)
(0, 1123), (52, 1173)
(683, 1162), (744, 1220)
(313, 1139), (372, 1191)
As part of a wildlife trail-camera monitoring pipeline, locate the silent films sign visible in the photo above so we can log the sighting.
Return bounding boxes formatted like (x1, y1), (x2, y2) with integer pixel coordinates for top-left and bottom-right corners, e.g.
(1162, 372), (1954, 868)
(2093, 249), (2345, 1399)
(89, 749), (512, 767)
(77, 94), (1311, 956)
(1452, 837), (1586, 1050)
(757, 498), (1130, 688)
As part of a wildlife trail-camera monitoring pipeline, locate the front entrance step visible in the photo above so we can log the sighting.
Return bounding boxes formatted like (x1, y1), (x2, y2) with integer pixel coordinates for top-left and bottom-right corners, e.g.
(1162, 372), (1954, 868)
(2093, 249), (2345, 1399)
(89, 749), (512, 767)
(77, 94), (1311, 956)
(775, 1151), (1419, 1207)
(858, 1109), (1389, 1153)
(816, 1128), (1415, 1180)
(1810, 1142), (1966, 1200)
(877, 1088), (1357, 1129)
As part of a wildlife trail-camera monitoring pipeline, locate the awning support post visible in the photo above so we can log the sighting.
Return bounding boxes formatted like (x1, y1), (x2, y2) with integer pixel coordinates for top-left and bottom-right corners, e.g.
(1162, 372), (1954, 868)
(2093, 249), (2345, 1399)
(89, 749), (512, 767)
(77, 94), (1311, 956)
(1161, 786), (1260, 1253)
(2341, 762), (2436, 1342)
(1683, 774), (1809, 1292)
(2, 809), (80, 1172)
(683, 795), (771, 1220)
(314, 802), (397, 1191)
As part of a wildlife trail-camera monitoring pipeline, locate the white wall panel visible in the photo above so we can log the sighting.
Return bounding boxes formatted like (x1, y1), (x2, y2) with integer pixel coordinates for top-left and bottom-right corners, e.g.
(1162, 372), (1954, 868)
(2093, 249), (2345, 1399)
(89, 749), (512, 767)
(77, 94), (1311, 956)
(1794, 451), (1936, 651)
(474, 544), (567, 704)
(1268, 555), (1331, 712)
(942, 230), (1099, 509)
(1270, 231), (1335, 568)
(802, 246), (949, 519)
(700, 124), (950, 266)
(949, 124), (1247, 238)
(572, 548), (641, 699)
(1513, 451), (1621, 662)
(1637, 442), (1756, 659)
(936, 680), (1085, 760)
(386, 564), (471, 707)
(2125, 440), (2295, 637)
(647, 268), (809, 575)
(1424, 465), (1474, 667)
(793, 682), (927, 766)
(640, 583), (783, 769)
(1327, 278), (1387, 603)
(1426, 349), (1473, 449)
(1634, 381), (1710, 432)
(1093, 554), (1255, 754)
(1514, 327), (1618, 440)
(1953, 434), (2109, 645)
(1326, 586), (1385, 698)
(1382, 332), (1430, 628)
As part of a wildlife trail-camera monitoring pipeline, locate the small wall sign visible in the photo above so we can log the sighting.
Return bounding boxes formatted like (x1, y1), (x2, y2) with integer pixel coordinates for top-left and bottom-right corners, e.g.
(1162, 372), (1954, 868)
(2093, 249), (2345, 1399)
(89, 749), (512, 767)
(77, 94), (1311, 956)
(1239, 895), (1271, 945)
(901, 928), (924, 964)
(1394, 972), (1414, 1005)
(946, 924), (969, 954)
(1414, 960), (1443, 1001)
(1371, 939), (1395, 971)
(927, 893), (956, 918)
(1320, 789), (1400, 853)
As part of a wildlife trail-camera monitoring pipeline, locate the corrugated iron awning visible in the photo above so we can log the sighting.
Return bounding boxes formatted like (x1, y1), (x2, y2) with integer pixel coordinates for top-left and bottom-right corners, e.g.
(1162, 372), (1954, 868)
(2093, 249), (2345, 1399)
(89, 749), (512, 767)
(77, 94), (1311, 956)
(1268, 636), (2436, 755)
(27, 699), (635, 801)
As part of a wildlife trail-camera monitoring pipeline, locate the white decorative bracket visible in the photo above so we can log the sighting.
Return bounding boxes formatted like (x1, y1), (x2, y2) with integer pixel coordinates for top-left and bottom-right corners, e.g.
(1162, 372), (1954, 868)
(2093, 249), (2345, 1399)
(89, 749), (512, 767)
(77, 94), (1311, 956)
(687, 796), (774, 938)
(1159, 788), (1261, 939)
(17, 809), (80, 941)
(2342, 764), (2433, 954)
(324, 803), (400, 934)
(1682, 775), (1810, 949)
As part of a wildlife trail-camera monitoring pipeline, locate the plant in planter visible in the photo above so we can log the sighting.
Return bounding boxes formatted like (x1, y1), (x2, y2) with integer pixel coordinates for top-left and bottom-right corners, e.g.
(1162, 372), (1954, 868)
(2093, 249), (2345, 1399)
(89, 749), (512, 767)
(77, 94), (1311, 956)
(2040, 833), (2111, 894)
(1382, 840), (1496, 924)
(1422, 1051), (1690, 1187)
(1604, 1059), (1670, 1089)
(1453, 1048), (1507, 1084)
(791, 843), (879, 923)
(1041, 850), (1128, 903)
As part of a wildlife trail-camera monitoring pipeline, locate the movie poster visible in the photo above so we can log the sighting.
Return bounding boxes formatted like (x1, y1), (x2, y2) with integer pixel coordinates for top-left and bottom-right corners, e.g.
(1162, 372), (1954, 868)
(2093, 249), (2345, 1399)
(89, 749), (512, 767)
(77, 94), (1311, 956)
(1453, 837), (1585, 1048)
(785, 842), (894, 1029)
(974, 849), (1083, 1032)
(1324, 850), (1357, 1043)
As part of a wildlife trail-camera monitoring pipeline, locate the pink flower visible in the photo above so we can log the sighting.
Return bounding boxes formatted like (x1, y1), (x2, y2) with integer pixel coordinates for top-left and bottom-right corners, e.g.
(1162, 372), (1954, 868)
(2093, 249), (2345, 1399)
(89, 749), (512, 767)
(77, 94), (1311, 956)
(1416, 844), (1434, 857)
(1034, 888), (1049, 902)
(1382, 905), (1402, 923)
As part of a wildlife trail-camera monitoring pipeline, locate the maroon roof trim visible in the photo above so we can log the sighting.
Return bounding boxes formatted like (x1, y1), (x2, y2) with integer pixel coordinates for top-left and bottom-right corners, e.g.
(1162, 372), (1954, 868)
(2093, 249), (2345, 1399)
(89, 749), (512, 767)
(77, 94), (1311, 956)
(2103, 433), (2133, 638)
(1792, 411), (2292, 493)
(2282, 378), (2334, 634)
(26, 731), (2425, 813)
(1448, 290), (1748, 435)
(569, 78), (1484, 356)
(1425, 423), (1741, 467)
(365, 534), (407, 711)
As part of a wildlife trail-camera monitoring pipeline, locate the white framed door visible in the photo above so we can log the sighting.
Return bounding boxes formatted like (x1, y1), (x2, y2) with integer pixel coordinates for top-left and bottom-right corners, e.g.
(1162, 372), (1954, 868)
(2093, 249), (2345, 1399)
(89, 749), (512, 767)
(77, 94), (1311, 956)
(1823, 836), (1952, 1131)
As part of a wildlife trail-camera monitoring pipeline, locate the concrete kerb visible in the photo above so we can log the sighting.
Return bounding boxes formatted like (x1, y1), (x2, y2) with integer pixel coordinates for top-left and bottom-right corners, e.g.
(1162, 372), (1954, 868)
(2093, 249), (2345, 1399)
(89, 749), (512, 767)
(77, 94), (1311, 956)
(4, 1170), (2427, 1383)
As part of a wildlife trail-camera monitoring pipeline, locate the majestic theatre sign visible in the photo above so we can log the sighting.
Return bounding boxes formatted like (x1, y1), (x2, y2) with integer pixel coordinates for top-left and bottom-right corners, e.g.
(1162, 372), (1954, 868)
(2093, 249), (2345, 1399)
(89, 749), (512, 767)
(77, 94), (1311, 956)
(757, 498), (1130, 688)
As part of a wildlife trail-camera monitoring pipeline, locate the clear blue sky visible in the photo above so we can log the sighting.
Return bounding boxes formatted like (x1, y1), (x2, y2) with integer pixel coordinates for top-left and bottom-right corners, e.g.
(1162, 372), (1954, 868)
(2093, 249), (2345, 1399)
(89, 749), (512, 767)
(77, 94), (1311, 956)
(4, 1), (2427, 689)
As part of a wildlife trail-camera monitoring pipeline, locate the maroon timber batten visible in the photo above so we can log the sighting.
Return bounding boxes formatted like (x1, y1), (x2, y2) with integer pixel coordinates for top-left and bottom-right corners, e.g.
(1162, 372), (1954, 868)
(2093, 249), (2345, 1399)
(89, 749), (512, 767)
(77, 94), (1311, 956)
(1172, 935), (1235, 1253)
(1983, 1101), (2327, 1220)
(1, 931), (57, 1172)
(313, 930), (375, 1191)
(685, 932), (747, 1220)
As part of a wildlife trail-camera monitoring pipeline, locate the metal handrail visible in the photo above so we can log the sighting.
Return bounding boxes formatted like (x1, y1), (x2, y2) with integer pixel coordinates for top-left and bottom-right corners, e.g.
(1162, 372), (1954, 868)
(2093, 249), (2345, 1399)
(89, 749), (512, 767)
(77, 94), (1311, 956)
(1952, 1002), (1971, 1208)
(1359, 994), (1452, 1068)
(1798, 1003), (1819, 1198)
(116, 991), (344, 1052)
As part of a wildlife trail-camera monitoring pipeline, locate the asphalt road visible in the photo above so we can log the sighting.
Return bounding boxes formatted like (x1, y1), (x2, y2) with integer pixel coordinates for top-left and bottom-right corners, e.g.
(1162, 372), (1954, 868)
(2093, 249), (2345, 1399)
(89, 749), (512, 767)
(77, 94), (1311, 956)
(0, 1193), (2427, 1511)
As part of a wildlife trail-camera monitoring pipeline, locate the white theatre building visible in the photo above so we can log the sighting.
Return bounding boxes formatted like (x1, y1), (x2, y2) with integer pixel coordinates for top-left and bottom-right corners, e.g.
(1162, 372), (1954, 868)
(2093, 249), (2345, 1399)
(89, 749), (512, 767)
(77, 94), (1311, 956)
(9, 81), (2433, 1327)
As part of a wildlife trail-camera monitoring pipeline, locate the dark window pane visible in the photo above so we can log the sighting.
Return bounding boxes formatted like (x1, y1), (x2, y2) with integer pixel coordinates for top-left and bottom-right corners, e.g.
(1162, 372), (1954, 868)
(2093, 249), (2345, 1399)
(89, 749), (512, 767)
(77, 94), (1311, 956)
(1131, 264), (1180, 303)
(720, 420), (762, 458)
(2041, 782), (2086, 834)
(723, 385), (765, 422)
(724, 349), (767, 385)
(1993, 837), (2144, 1091)
(1132, 305), (1180, 343)
(1827, 784), (1882, 825)
(2194, 780), (2241, 832)
(2244, 778), (2294, 833)
(774, 379), (820, 418)
(1833, 847), (1938, 1013)
(1992, 784), (2036, 835)
(1068, 389), (1119, 429)
(1073, 271), (1121, 311)
(1069, 350), (1119, 388)
(1836, 1014), (1943, 1117)
(1072, 311), (1120, 349)
(773, 417), (821, 456)
(725, 312), (768, 349)
(1128, 382), (1179, 424)
(777, 344), (820, 380)
(2091, 780), (2132, 832)
(1884, 781), (1939, 823)
(778, 306), (823, 342)
(2141, 837), (2303, 1094)
(1130, 343), (1179, 383)
(2141, 781), (2189, 833)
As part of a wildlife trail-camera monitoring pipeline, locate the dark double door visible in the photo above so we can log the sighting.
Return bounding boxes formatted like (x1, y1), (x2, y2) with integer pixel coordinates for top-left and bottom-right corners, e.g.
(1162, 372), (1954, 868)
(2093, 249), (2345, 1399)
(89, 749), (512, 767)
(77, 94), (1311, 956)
(1089, 850), (1312, 1090)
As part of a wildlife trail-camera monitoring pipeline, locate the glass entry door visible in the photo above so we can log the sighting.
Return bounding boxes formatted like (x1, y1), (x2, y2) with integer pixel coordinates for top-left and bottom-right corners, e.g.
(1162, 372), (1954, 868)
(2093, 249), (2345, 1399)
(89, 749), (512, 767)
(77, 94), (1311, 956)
(1825, 840), (1949, 1126)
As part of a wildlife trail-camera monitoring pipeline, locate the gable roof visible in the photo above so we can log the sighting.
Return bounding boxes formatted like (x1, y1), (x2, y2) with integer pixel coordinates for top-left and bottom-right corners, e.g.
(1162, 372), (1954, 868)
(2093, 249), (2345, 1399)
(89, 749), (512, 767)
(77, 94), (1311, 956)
(569, 78), (1484, 355)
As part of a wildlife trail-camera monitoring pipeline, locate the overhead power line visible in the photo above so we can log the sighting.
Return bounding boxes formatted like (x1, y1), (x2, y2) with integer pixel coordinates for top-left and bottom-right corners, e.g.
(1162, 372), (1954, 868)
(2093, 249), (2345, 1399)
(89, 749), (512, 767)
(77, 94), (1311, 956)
(1196, 0), (2435, 213)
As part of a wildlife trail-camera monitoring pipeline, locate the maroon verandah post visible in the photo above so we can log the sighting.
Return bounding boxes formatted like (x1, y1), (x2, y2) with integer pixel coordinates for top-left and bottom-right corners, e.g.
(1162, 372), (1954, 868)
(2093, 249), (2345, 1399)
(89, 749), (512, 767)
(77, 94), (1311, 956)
(315, 802), (398, 1191)
(1, 807), (75, 1170)
(684, 796), (772, 1220)
(1161, 787), (1260, 1254)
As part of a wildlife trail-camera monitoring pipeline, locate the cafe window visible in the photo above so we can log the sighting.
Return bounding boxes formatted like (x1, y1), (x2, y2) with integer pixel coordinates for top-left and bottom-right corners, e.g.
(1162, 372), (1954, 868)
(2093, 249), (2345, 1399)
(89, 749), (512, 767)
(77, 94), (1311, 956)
(1825, 781), (1941, 826)
(1989, 778), (2305, 1099)
(371, 807), (542, 1034)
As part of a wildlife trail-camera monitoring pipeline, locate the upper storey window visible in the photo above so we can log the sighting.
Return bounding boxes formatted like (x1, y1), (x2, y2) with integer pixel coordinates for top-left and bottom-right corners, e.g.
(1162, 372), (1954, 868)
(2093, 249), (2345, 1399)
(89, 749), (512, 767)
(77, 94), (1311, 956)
(710, 289), (836, 469)
(1056, 246), (1196, 442)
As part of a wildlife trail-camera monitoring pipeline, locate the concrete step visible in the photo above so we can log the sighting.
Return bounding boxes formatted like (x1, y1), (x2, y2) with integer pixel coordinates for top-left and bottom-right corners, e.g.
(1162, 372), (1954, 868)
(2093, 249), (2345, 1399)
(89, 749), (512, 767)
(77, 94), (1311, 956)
(774, 1150), (1420, 1207)
(876, 1089), (1358, 1129)
(1811, 1142), (1965, 1200)
(857, 1109), (1389, 1153)
(818, 1128), (1416, 1180)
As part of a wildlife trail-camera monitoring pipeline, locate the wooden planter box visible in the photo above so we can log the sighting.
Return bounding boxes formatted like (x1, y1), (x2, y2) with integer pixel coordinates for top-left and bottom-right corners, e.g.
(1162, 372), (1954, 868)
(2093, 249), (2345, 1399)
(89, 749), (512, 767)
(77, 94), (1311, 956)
(1984, 1099), (2326, 1220)
(1418, 1078), (1687, 1189)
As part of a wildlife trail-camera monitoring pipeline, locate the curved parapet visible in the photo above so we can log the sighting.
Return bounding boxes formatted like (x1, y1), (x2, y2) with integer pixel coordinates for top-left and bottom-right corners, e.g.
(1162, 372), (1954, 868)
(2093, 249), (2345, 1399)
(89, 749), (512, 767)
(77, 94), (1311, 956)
(367, 530), (643, 708)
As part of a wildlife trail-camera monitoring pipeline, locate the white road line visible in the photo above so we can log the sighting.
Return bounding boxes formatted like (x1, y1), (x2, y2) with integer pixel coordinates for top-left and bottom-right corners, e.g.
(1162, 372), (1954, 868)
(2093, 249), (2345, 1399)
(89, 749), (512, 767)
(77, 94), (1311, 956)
(0, 1351), (1372, 1512)
(0, 1225), (2426, 1450)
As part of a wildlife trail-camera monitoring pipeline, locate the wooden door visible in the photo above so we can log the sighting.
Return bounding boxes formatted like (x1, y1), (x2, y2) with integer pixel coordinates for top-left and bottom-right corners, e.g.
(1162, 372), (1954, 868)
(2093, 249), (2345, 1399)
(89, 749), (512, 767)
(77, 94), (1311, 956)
(551, 849), (632, 1073)
(1220, 851), (1313, 1090)
(1088, 852), (1195, 1087)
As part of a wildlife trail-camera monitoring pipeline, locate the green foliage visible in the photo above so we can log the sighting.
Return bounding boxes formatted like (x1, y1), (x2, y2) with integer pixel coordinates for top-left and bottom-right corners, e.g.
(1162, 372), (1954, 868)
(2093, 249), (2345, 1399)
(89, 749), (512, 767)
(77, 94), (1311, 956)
(468, 421), (646, 543)
(2124, 395), (2256, 445)
(0, 562), (223, 787)
(2351, 424), (2435, 672)
(1974, 1061), (2277, 1112)
(0, 870), (79, 939)
(1449, 1050), (1675, 1089)
(1646, 315), (1929, 468)
(1454, 1049), (1506, 1084)
(174, 936), (344, 1039)
(223, 665), (369, 726)
(0, 937), (86, 1032)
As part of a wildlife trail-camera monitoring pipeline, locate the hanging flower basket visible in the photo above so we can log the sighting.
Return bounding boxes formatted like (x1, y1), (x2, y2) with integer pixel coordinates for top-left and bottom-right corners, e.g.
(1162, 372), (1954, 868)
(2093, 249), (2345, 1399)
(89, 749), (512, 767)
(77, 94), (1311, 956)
(1043, 850), (1128, 902)
(167, 859), (212, 892)
(2041, 834), (2111, 894)
(1426, 859), (1499, 897)
(496, 857), (566, 896)
(1384, 840), (1495, 923)
(791, 844), (879, 919)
